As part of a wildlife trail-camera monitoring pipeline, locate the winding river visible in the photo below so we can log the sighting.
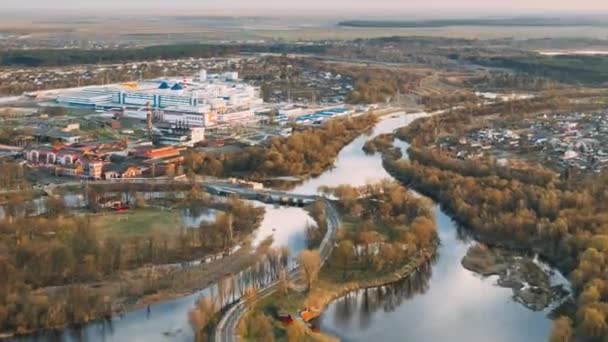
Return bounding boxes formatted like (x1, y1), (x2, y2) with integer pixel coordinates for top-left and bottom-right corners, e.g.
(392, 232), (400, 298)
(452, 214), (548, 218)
(15, 113), (567, 341)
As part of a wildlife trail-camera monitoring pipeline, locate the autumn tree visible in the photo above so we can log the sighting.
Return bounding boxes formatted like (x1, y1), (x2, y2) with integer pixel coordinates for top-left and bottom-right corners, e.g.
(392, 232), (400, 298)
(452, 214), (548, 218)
(299, 250), (321, 291)
(240, 312), (275, 342)
(188, 296), (218, 342)
(286, 320), (308, 342)
(333, 240), (354, 280)
(550, 316), (573, 342)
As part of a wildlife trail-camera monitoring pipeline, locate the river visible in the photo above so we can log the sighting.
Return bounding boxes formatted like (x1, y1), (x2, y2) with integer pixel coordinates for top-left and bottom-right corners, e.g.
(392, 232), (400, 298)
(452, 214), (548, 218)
(315, 113), (568, 342)
(14, 112), (567, 341)
(15, 203), (315, 342)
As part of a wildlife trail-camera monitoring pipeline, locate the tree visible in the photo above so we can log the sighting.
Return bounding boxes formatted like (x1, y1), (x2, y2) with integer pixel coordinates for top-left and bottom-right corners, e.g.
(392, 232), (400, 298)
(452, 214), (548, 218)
(550, 316), (573, 342)
(134, 193), (146, 209)
(334, 240), (354, 280)
(188, 296), (218, 342)
(241, 313), (275, 342)
(45, 196), (67, 217)
(299, 250), (321, 291)
(578, 307), (607, 338)
(410, 216), (436, 248)
(184, 150), (204, 174)
(286, 320), (308, 342)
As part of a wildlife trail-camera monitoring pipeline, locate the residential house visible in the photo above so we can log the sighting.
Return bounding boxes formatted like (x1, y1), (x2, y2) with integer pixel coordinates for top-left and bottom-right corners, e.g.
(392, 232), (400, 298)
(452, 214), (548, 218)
(81, 160), (104, 179)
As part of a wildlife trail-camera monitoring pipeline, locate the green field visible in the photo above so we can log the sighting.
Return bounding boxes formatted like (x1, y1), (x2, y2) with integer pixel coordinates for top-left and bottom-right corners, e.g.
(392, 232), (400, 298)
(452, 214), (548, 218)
(91, 208), (183, 238)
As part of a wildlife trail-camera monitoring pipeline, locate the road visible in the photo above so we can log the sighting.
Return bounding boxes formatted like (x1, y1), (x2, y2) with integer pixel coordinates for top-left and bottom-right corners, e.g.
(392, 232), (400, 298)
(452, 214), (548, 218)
(215, 199), (340, 342)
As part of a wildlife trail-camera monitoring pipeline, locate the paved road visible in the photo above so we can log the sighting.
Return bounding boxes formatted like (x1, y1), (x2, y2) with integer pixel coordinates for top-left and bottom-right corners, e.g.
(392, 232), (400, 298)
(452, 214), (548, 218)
(215, 199), (340, 342)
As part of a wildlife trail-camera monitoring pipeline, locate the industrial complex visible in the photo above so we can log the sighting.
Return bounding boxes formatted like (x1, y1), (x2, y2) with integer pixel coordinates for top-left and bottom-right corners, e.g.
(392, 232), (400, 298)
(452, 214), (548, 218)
(56, 70), (264, 128)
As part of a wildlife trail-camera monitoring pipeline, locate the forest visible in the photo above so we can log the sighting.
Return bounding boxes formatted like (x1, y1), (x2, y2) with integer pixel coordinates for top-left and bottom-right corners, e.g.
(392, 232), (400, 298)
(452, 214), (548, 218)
(463, 54), (608, 85)
(0, 185), (263, 336)
(337, 66), (423, 104)
(0, 43), (328, 67)
(183, 114), (378, 179)
(236, 180), (437, 341)
(380, 110), (608, 341)
(320, 181), (437, 281)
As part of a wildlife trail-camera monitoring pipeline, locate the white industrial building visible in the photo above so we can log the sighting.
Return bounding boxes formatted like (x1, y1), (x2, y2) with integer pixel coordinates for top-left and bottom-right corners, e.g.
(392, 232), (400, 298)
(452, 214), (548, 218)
(161, 106), (215, 127)
(153, 123), (206, 147)
(56, 70), (265, 126)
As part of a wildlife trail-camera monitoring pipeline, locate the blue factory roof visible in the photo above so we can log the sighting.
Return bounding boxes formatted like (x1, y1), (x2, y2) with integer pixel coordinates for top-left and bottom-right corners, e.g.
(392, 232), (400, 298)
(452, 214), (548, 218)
(171, 83), (184, 91)
(158, 82), (170, 89)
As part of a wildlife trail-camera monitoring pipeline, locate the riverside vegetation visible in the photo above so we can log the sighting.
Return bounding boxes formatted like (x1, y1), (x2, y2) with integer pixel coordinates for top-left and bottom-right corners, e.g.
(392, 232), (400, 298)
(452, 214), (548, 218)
(0, 185), (264, 337)
(374, 102), (608, 342)
(183, 114), (378, 180)
(237, 181), (438, 341)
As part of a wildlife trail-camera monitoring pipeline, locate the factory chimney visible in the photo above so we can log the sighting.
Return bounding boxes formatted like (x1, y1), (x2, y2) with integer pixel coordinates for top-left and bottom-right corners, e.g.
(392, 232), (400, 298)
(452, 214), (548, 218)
(146, 102), (153, 140)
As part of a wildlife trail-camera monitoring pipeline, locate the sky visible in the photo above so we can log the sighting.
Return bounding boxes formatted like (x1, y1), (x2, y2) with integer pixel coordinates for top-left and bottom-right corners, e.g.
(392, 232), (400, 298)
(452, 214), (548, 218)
(2, 0), (608, 17)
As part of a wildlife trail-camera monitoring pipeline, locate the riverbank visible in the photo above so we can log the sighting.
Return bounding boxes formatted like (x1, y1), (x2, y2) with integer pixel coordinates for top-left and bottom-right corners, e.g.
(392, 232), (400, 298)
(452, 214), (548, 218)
(248, 243), (438, 341)
(1, 243), (265, 340)
(379, 143), (573, 299)
(0, 190), (269, 340)
(310, 245), (438, 317)
(462, 244), (568, 311)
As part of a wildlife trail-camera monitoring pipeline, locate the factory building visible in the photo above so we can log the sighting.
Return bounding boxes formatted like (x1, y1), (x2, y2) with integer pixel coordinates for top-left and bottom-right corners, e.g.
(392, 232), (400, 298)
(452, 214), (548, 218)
(56, 89), (115, 107)
(161, 106), (216, 127)
(294, 106), (352, 125)
(55, 70), (265, 126)
(152, 123), (205, 147)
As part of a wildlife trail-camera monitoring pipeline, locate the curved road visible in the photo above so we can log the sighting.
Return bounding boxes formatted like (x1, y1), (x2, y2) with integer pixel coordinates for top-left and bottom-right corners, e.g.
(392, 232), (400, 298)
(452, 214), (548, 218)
(215, 199), (340, 342)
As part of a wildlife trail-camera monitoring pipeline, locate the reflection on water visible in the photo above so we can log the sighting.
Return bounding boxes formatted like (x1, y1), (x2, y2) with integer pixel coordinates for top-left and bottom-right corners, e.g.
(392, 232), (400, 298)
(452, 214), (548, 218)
(13, 201), (314, 342)
(181, 207), (219, 229)
(290, 113), (426, 195)
(319, 204), (560, 342)
(320, 261), (433, 335)
(11, 112), (566, 342)
(251, 202), (315, 254)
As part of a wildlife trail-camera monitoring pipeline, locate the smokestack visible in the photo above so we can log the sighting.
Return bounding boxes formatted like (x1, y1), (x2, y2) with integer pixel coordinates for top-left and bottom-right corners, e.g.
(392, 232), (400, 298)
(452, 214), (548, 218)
(146, 102), (152, 140)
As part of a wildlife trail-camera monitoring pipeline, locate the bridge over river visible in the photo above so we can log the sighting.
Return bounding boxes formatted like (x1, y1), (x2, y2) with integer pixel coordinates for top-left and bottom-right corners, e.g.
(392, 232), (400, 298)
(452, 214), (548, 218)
(38, 177), (319, 207)
(203, 183), (318, 206)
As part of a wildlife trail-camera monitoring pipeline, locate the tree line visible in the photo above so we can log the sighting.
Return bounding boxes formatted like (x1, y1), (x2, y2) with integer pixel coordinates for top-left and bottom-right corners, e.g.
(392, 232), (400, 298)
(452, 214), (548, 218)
(0, 43), (328, 67)
(184, 114), (378, 179)
(322, 180), (437, 282)
(189, 245), (291, 341)
(0, 186), (264, 336)
(385, 112), (608, 341)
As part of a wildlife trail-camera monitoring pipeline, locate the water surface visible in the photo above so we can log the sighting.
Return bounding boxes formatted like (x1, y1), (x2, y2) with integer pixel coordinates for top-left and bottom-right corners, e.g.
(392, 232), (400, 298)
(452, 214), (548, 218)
(13, 112), (565, 342)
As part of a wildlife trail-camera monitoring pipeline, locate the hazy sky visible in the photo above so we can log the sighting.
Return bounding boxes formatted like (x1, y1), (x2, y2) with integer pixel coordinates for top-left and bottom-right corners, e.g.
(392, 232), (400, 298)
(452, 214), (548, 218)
(3, 0), (608, 17)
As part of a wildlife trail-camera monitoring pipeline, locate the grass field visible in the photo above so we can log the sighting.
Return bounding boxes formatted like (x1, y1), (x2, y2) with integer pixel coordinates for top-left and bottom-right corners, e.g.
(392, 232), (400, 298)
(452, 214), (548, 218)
(91, 208), (183, 238)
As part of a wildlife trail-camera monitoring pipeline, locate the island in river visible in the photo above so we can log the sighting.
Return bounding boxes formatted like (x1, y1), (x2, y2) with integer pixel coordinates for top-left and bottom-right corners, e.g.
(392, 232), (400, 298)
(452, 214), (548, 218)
(462, 244), (568, 311)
